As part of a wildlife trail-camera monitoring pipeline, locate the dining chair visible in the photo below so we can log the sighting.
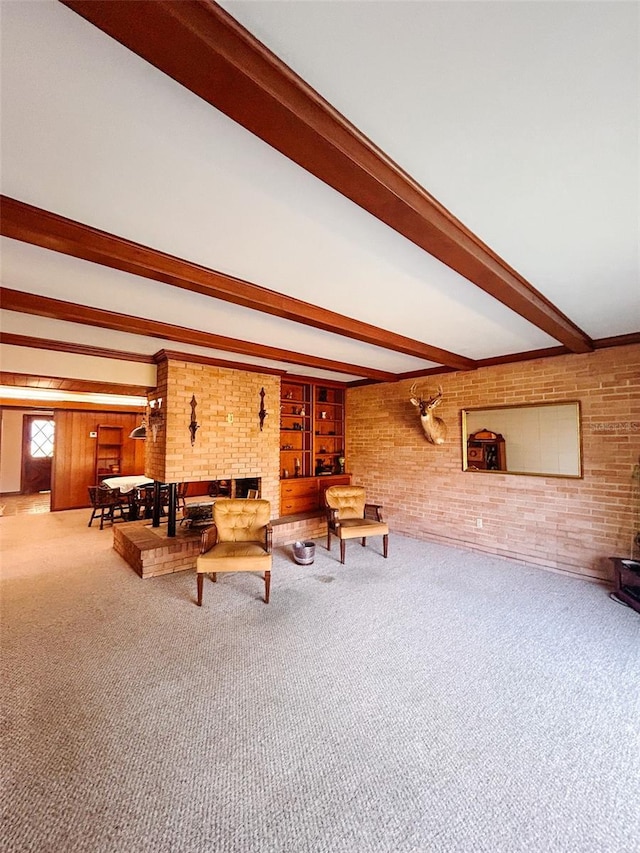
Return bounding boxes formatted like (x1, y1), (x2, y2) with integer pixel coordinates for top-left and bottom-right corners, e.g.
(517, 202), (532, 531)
(175, 482), (188, 511)
(87, 485), (128, 530)
(135, 483), (172, 519)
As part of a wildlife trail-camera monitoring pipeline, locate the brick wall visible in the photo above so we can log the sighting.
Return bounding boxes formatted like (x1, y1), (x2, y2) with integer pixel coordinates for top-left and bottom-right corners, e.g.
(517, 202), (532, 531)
(144, 358), (167, 482)
(347, 344), (640, 581)
(146, 357), (281, 515)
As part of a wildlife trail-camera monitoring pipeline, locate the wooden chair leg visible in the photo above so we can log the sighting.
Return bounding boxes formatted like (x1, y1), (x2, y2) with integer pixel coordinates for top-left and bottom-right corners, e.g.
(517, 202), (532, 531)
(383, 534), (389, 558)
(211, 572), (217, 583)
(340, 539), (346, 564)
(197, 573), (203, 606)
(327, 528), (332, 551)
(264, 570), (271, 604)
(361, 537), (366, 547)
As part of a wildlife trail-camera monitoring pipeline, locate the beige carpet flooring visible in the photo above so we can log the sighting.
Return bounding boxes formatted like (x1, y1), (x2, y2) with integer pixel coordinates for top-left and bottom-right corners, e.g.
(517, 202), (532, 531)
(1, 509), (639, 853)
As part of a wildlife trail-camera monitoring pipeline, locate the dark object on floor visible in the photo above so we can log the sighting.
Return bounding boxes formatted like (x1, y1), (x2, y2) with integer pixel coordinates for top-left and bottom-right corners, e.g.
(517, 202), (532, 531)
(610, 557), (640, 614)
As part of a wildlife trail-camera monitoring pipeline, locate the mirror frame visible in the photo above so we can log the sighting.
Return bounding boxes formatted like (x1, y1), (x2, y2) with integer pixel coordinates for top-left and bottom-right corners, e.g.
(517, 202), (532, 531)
(461, 401), (583, 478)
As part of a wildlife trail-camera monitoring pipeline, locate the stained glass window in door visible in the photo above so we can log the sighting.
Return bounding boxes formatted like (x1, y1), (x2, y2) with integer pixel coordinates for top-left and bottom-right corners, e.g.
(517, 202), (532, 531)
(30, 419), (55, 458)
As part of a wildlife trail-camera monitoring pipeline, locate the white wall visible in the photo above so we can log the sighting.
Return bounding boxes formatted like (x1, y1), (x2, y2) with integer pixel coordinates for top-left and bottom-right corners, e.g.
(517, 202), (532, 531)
(0, 345), (156, 387)
(0, 408), (53, 493)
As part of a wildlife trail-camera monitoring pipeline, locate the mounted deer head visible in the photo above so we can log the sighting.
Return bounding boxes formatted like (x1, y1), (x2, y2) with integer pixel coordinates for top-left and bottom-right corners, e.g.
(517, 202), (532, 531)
(410, 383), (447, 445)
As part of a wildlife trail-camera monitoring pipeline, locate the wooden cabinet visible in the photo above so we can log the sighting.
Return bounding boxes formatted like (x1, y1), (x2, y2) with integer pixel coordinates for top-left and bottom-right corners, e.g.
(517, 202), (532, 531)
(467, 428), (507, 471)
(280, 381), (312, 478)
(280, 474), (351, 517)
(280, 477), (319, 515)
(314, 385), (345, 476)
(279, 379), (348, 515)
(95, 424), (124, 482)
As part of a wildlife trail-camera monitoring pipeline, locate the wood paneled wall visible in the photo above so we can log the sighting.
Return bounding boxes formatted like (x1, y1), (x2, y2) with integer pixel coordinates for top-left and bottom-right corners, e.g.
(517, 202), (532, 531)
(52, 410), (145, 511)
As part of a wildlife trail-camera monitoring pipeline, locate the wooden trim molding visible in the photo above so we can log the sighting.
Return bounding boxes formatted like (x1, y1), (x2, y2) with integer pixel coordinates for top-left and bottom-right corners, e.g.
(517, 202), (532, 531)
(593, 332), (640, 349)
(60, 0), (593, 355)
(0, 398), (146, 412)
(0, 288), (397, 382)
(393, 366), (459, 383)
(393, 333), (640, 384)
(0, 372), (151, 397)
(1, 332), (154, 364)
(0, 195), (473, 371)
(476, 347), (569, 368)
(153, 349), (286, 376)
(474, 332), (640, 365)
(277, 372), (349, 388)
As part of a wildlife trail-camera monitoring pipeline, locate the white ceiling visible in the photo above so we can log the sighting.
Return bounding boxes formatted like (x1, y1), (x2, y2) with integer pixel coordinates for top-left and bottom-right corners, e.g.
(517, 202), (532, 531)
(0, 0), (638, 390)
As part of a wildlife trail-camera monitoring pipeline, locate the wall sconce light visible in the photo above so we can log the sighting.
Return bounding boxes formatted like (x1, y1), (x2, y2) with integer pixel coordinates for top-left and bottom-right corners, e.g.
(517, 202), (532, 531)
(189, 394), (199, 446)
(259, 387), (268, 431)
(148, 396), (164, 443)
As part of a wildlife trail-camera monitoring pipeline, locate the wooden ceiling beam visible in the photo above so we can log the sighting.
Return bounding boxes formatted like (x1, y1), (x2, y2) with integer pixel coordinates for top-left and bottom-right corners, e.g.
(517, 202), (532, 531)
(60, 0), (593, 354)
(0, 196), (472, 371)
(0, 288), (397, 382)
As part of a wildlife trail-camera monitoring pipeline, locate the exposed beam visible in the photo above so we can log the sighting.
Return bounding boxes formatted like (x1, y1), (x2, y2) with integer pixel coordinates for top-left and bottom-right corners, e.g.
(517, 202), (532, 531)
(0, 288), (397, 382)
(60, 0), (593, 354)
(0, 196), (472, 371)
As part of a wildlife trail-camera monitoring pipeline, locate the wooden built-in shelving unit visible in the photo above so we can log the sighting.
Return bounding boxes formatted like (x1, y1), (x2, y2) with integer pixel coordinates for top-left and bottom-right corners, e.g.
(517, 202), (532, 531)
(95, 424), (124, 482)
(279, 379), (349, 516)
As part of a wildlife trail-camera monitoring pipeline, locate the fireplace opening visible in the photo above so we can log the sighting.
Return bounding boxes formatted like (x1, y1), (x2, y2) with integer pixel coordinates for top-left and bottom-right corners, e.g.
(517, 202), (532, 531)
(205, 477), (261, 499)
(169, 478), (263, 535)
(234, 477), (261, 498)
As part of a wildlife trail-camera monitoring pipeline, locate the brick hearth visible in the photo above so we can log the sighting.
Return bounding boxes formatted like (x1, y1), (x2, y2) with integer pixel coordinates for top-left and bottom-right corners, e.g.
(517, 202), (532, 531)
(113, 520), (204, 579)
(113, 513), (329, 579)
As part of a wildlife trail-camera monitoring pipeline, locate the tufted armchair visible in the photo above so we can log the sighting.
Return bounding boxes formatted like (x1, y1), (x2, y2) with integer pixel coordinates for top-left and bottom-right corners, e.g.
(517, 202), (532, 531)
(324, 485), (389, 564)
(196, 499), (272, 606)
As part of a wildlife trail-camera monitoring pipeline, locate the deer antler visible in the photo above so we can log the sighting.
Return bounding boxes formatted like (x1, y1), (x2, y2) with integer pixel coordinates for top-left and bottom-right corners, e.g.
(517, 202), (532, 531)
(426, 385), (443, 405)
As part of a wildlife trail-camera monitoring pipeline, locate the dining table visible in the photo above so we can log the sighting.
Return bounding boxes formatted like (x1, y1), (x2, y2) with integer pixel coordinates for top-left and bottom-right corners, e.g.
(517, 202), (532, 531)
(102, 475), (154, 494)
(102, 475), (154, 521)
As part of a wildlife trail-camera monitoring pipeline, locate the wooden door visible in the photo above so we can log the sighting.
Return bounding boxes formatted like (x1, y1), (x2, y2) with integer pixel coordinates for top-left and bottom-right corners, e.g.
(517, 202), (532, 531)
(21, 415), (54, 493)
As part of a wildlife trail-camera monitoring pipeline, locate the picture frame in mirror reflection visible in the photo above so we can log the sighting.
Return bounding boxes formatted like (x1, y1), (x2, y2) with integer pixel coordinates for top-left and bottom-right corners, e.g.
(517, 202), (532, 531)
(461, 401), (582, 478)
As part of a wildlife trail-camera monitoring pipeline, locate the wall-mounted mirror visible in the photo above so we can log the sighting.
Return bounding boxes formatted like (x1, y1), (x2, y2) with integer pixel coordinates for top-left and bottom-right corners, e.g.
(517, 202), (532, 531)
(462, 402), (582, 478)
